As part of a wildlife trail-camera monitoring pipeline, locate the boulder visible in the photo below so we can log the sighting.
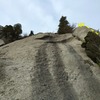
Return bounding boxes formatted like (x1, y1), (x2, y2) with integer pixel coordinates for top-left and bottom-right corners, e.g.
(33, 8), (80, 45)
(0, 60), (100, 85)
(34, 33), (55, 40)
(73, 26), (92, 42)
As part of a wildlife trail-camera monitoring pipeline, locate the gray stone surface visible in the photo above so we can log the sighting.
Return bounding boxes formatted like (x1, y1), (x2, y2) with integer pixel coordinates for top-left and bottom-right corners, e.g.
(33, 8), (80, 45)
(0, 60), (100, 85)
(73, 26), (92, 42)
(0, 31), (100, 100)
(0, 39), (4, 46)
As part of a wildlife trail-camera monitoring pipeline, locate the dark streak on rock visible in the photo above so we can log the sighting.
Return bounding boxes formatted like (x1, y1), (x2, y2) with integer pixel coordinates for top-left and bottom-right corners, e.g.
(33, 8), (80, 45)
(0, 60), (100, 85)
(52, 43), (79, 100)
(31, 43), (58, 100)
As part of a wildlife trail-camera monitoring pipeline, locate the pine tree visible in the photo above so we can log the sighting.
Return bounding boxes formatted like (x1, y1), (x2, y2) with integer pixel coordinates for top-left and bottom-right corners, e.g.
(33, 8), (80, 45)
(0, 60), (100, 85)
(57, 16), (74, 34)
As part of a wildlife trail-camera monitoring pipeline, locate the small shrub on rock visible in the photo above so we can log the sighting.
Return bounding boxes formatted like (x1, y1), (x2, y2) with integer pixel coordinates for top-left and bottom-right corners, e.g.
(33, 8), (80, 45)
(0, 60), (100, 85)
(29, 30), (34, 36)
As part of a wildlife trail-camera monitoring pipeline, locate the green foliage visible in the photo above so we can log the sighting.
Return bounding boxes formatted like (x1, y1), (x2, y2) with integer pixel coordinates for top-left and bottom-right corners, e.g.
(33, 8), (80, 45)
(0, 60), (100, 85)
(0, 23), (22, 44)
(82, 31), (100, 65)
(13, 23), (22, 40)
(0, 25), (4, 38)
(57, 16), (75, 34)
(98, 63), (100, 67)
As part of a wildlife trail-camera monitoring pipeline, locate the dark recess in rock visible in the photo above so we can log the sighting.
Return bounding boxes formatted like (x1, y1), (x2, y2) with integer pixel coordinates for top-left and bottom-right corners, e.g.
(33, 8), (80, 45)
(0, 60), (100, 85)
(81, 31), (100, 65)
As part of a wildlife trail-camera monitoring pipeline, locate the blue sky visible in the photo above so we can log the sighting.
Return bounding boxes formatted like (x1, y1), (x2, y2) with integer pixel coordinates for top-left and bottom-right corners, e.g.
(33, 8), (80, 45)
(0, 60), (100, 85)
(0, 0), (100, 34)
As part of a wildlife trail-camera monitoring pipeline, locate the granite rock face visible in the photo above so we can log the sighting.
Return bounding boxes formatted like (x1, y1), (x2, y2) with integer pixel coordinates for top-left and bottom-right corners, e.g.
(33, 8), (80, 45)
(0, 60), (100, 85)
(0, 31), (100, 100)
